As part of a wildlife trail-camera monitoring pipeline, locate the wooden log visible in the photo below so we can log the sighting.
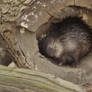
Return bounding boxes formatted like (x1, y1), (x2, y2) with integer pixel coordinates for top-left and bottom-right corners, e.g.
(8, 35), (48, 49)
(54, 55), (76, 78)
(0, 0), (92, 85)
(0, 65), (86, 92)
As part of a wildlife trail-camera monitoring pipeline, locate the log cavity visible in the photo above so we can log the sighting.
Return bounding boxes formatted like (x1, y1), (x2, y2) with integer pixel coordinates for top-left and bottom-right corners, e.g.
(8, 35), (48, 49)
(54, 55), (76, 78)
(36, 6), (92, 67)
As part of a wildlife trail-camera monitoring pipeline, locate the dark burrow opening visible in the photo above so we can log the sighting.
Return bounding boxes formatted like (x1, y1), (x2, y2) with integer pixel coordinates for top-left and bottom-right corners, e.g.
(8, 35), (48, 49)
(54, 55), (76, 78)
(36, 16), (92, 67)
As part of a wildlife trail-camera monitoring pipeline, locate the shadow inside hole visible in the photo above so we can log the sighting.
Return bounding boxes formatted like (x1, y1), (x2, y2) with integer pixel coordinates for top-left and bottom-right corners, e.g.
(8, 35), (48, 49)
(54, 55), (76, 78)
(36, 16), (92, 67)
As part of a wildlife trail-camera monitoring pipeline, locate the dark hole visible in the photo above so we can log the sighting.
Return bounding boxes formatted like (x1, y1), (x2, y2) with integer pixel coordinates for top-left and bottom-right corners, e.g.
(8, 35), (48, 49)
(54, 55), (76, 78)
(37, 16), (92, 67)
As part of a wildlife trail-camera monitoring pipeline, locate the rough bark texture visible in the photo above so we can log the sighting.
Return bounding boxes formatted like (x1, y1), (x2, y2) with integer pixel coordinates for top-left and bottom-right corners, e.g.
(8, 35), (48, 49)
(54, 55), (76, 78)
(0, 0), (92, 89)
(0, 65), (86, 92)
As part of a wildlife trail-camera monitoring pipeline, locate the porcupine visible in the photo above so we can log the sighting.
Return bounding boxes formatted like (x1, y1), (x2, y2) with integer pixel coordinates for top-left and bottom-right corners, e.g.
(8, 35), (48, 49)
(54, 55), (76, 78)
(38, 17), (92, 67)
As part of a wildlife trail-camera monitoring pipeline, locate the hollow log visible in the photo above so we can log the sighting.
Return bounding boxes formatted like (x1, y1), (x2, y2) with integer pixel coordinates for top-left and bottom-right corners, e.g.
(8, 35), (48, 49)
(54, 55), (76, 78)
(0, 0), (92, 86)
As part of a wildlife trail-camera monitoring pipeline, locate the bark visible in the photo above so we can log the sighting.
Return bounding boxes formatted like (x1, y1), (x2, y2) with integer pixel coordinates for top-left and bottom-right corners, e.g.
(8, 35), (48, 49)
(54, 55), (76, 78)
(0, 0), (92, 86)
(0, 65), (86, 92)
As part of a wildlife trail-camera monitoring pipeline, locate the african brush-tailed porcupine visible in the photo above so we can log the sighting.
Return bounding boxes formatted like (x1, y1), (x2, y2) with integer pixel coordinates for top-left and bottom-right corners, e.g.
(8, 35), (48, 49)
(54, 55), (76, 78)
(38, 17), (92, 67)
